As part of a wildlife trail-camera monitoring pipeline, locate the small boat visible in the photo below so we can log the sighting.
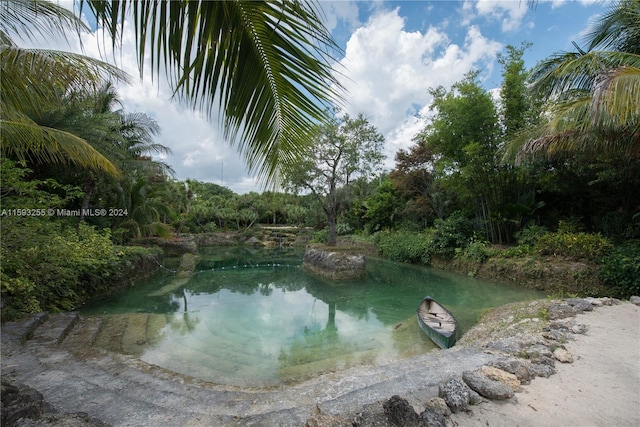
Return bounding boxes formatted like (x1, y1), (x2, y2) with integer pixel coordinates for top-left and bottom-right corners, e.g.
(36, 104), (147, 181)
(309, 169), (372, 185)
(416, 296), (457, 349)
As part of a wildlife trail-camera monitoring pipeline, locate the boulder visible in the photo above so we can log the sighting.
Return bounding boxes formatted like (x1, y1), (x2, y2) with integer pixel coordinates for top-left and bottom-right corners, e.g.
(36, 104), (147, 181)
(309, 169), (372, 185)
(462, 370), (514, 400)
(480, 366), (521, 391)
(302, 248), (366, 280)
(630, 296), (640, 306)
(553, 347), (574, 363)
(425, 397), (451, 417)
(547, 303), (577, 320)
(383, 395), (421, 426)
(438, 378), (472, 413)
(565, 298), (593, 312)
(529, 363), (556, 378)
(1, 381), (47, 426)
(418, 407), (447, 427)
(488, 358), (532, 385)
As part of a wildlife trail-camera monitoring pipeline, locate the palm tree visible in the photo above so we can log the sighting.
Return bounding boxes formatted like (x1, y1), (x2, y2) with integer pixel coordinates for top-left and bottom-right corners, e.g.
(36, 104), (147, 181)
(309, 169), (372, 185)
(83, 0), (344, 185)
(0, 0), (128, 175)
(508, 0), (640, 162)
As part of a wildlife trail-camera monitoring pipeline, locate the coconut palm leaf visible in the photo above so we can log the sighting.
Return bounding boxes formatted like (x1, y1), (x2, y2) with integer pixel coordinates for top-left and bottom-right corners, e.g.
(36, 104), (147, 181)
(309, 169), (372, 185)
(84, 0), (344, 185)
(0, 0), (88, 43)
(1, 114), (119, 176)
(586, 0), (640, 54)
(1, 1), (130, 175)
(512, 0), (640, 162)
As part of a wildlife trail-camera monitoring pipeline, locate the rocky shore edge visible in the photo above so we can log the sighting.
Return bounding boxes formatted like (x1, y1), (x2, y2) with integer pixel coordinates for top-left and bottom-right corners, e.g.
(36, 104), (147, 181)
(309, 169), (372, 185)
(304, 295), (640, 427)
(2, 296), (638, 426)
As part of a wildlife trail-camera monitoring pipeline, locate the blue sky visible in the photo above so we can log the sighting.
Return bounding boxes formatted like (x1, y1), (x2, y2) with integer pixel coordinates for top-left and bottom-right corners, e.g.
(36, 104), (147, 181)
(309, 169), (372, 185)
(36, 0), (607, 193)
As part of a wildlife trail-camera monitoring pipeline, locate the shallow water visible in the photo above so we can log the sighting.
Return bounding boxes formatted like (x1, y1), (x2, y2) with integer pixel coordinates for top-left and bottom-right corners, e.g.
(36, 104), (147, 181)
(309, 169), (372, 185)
(82, 247), (543, 386)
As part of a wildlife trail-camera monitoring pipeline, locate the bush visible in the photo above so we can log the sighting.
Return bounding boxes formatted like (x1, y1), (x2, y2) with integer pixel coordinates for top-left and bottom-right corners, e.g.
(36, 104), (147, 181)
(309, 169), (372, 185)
(458, 240), (490, 263)
(515, 223), (548, 246)
(0, 219), (151, 320)
(536, 231), (613, 260)
(429, 211), (476, 258)
(598, 240), (640, 298)
(374, 230), (432, 264)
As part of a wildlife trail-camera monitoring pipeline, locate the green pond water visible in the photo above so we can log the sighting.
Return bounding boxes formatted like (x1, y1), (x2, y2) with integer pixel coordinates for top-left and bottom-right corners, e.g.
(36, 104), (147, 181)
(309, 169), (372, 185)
(82, 246), (544, 387)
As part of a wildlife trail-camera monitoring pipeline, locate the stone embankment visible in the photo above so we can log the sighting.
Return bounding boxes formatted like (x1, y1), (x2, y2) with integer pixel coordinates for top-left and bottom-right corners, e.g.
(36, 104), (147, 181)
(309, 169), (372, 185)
(2, 297), (638, 426)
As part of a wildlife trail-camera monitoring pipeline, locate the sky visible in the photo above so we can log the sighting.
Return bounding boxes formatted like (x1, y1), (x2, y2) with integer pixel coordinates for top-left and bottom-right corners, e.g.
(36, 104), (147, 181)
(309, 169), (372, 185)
(25, 0), (607, 194)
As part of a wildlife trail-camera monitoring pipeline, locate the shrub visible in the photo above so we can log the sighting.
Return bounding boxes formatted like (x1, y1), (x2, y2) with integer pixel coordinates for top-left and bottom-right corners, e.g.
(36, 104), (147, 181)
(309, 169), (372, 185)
(458, 240), (490, 263)
(312, 228), (329, 243)
(598, 240), (640, 298)
(374, 230), (432, 264)
(429, 211), (476, 258)
(0, 219), (152, 320)
(535, 231), (613, 260)
(515, 223), (548, 246)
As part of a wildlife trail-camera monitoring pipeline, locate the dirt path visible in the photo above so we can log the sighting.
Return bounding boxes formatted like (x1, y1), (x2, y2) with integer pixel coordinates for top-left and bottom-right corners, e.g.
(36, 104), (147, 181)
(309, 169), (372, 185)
(449, 302), (640, 426)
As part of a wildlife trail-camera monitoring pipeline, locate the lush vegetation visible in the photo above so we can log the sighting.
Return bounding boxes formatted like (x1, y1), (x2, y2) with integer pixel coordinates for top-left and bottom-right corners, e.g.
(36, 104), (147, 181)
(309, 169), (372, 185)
(2, 1), (639, 319)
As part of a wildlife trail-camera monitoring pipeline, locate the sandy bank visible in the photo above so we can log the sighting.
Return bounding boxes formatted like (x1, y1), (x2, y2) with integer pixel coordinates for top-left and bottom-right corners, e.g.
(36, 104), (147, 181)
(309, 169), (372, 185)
(449, 302), (640, 426)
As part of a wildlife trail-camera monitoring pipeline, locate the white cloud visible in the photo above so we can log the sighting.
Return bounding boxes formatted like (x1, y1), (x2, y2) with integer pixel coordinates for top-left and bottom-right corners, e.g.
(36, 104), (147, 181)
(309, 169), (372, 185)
(552, 0), (601, 8)
(321, 1), (361, 33)
(474, 0), (530, 32)
(333, 8), (502, 171)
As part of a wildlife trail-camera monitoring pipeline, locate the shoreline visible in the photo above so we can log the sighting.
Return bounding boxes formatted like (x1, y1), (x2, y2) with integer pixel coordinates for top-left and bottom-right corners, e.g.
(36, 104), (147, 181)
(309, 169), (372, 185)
(2, 298), (639, 426)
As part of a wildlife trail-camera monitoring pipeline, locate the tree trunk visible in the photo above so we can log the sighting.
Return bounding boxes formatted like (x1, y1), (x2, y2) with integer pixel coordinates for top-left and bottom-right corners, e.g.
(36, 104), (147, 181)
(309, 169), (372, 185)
(327, 212), (337, 246)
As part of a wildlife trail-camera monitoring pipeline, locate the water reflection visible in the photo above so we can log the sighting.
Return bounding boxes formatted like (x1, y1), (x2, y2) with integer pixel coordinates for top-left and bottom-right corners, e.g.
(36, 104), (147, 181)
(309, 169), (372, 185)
(82, 247), (543, 386)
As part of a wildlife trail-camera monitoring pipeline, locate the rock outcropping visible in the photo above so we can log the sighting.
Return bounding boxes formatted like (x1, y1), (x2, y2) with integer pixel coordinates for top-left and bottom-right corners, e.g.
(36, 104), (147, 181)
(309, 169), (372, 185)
(302, 247), (366, 280)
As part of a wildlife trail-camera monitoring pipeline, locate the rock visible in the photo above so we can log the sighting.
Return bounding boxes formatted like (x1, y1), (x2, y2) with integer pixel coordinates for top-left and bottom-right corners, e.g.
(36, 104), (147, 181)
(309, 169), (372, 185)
(630, 296), (640, 306)
(542, 329), (573, 342)
(523, 344), (553, 360)
(529, 363), (556, 378)
(352, 403), (389, 427)
(419, 407), (447, 427)
(570, 323), (588, 334)
(553, 347), (574, 363)
(1, 381), (48, 426)
(488, 358), (533, 385)
(352, 410), (388, 427)
(480, 366), (521, 391)
(565, 298), (594, 312)
(305, 405), (352, 427)
(302, 248), (366, 280)
(462, 370), (514, 400)
(425, 397), (451, 417)
(468, 388), (484, 405)
(383, 395), (420, 426)
(547, 303), (577, 320)
(585, 297), (603, 307)
(438, 378), (472, 413)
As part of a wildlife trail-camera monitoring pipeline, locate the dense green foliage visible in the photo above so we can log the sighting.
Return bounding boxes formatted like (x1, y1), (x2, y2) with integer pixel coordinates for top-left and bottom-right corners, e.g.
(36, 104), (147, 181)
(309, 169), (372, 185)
(598, 241), (640, 298)
(373, 230), (432, 264)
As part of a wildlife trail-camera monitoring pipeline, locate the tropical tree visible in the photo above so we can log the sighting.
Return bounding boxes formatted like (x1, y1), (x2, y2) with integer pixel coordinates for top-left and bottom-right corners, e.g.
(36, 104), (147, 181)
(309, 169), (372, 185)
(83, 0), (344, 185)
(511, 0), (640, 161)
(0, 0), (128, 174)
(284, 111), (385, 245)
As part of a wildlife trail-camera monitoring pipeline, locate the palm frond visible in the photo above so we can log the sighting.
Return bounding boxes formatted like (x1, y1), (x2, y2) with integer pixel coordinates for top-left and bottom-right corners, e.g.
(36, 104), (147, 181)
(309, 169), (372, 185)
(1, 44), (129, 113)
(85, 0), (345, 185)
(0, 0), (89, 43)
(1, 116), (119, 176)
(586, 0), (640, 54)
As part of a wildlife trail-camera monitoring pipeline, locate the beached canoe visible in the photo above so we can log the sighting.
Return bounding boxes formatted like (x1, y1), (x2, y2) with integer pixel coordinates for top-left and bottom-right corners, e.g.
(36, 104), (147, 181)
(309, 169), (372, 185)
(416, 296), (457, 349)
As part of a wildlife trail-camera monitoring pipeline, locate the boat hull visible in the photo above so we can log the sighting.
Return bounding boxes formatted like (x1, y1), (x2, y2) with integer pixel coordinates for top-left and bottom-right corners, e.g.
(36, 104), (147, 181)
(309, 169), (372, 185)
(416, 296), (457, 349)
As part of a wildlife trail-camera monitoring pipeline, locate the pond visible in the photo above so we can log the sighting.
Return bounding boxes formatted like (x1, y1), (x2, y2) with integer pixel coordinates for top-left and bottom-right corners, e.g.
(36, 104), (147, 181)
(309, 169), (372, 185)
(82, 247), (544, 387)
